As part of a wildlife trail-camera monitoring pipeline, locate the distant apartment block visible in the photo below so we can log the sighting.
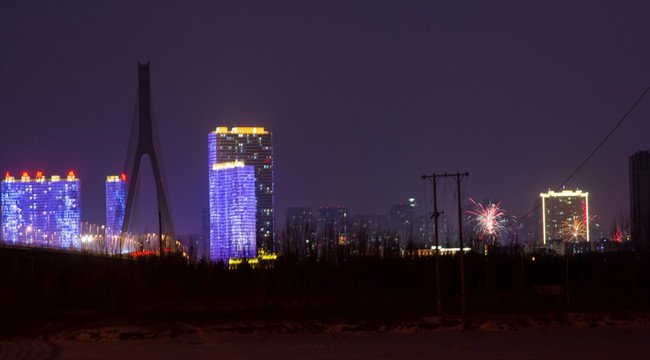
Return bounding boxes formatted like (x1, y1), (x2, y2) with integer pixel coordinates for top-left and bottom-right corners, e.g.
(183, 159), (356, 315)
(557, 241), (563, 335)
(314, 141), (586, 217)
(1, 170), (81, 249)
(540, 189), (589, 244)
(285, 207), (315, 254)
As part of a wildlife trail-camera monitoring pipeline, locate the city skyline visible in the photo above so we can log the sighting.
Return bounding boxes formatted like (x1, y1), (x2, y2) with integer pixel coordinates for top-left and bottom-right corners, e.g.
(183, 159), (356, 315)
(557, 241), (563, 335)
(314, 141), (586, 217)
(1, 1), (650, 236)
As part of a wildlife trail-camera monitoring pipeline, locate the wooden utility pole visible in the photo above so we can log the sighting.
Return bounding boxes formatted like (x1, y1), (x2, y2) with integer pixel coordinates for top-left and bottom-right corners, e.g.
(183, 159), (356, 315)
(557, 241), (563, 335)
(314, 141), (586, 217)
(422, 174), (442, 316)
(454, 172), (469, 316)
(423, 172), (469, 316)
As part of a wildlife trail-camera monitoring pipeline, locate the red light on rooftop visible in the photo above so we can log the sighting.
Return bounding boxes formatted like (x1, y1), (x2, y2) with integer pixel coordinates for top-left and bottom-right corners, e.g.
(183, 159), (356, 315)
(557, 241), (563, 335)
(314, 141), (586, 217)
(121, 173), (127, 182)
(22, 171), (29, 178)
(5, 172), (9, 179)
(68, 170), (75, 177)
(36, 171), (43, 178)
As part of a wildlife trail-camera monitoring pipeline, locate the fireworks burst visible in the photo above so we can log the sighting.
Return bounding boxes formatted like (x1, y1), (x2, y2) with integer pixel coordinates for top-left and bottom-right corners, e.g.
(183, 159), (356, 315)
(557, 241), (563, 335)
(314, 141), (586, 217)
(466, 198), (506, 241)
(561, 214), (596, 242)
(612, 225), (623, 243)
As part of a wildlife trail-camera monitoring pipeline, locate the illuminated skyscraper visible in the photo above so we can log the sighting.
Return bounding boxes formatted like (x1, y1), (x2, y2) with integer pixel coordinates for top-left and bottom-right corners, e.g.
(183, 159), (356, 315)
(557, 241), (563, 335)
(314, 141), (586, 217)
(1, 171), (81, 249)
(540, 189), (590, 244)
(208, 127), (274, 252)
(209, 161), (256, 263)
(630, 151), (650, 249)
(105, 174), (127, 251)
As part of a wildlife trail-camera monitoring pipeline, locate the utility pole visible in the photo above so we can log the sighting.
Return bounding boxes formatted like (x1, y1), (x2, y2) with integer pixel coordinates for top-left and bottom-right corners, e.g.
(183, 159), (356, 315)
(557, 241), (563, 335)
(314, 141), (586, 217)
(423, 171), (469, 316)
(422, 174), (442, 316)
(455, 172), (469, 316)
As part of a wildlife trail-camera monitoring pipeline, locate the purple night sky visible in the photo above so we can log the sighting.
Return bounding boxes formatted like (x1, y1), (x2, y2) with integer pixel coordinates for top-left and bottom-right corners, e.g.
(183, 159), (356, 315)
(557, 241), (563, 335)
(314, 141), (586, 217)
(1, 1), (649, 235)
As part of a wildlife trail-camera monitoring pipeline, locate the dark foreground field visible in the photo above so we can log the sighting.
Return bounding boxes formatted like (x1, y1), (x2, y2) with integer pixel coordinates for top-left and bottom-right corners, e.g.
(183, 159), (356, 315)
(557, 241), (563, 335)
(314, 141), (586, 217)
(50, 326), (650, 360)
(2, 315), (650, 360)
(2, 245), (650, 340)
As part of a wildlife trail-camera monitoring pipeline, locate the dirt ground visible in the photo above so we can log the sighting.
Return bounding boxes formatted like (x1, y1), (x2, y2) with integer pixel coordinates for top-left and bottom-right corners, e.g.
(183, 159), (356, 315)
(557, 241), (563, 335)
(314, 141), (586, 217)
(2, 317), (650, 360)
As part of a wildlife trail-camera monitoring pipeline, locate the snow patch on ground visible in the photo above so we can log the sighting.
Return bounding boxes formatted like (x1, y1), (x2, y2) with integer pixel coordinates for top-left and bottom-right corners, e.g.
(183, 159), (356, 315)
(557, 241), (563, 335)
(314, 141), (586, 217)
(22, 312), (650, 343)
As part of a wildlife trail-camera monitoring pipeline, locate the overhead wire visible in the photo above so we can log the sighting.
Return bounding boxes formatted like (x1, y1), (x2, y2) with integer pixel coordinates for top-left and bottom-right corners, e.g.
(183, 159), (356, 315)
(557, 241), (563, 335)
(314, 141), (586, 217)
(556, 85), (650, 191)
(523, 84), (650, 219)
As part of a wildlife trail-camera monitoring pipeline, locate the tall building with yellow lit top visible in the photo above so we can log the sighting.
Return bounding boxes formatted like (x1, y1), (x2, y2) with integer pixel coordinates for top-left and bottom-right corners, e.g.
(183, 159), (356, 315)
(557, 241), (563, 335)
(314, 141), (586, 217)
(540, 189), (590, 244)
(105, 174), (127, 251)
(208, 127), (274, 252)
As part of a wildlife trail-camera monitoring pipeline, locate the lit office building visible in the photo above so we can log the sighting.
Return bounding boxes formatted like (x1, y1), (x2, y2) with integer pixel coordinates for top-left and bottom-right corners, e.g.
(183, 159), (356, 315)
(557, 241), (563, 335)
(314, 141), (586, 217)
(540, 189), (590, 244)
(208, 127), (274, 252)
(209, 161), (256, 263)
(105, 174), (127, 251)
(1, 170), (81, 249)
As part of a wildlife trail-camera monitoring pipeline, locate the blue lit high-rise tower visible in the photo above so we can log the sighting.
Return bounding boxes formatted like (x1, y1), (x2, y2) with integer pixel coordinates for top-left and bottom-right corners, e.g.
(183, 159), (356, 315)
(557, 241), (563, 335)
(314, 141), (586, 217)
(208, 127), (274, 252)
(209, 161), (256, 263)
(1, 171), (81, 249)
(105, 174), (127, 252)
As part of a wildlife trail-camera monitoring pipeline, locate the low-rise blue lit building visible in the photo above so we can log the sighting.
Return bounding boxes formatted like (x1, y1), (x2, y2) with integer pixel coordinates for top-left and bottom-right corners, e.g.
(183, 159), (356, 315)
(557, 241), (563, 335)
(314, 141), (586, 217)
(209, 161), (256, 263)
(1, 170), (81, 249)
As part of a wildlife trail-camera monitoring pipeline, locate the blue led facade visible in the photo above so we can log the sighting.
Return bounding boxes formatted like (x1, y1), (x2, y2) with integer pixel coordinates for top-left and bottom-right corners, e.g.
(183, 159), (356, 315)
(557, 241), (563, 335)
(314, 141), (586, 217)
(105, 175), (127, 251)
(1, 172), (81, 249)
(209, 162), (256, 263)
(208, 127), (274, 252)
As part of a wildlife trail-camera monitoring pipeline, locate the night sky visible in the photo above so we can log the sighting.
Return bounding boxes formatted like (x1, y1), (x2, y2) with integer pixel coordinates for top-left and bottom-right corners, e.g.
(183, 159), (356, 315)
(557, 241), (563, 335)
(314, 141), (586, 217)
(1, 1), (650, 235)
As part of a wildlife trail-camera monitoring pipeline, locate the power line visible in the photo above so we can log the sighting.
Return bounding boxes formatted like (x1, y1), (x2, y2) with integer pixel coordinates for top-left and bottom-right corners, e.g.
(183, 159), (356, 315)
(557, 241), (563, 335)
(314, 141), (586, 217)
(525, 84), (650, 218)
(557, 85), (650, 191)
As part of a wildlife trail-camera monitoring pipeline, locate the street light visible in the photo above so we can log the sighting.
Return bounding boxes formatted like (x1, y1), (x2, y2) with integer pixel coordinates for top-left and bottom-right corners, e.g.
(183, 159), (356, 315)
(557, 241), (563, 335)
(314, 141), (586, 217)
(26, 225), (32, 245)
